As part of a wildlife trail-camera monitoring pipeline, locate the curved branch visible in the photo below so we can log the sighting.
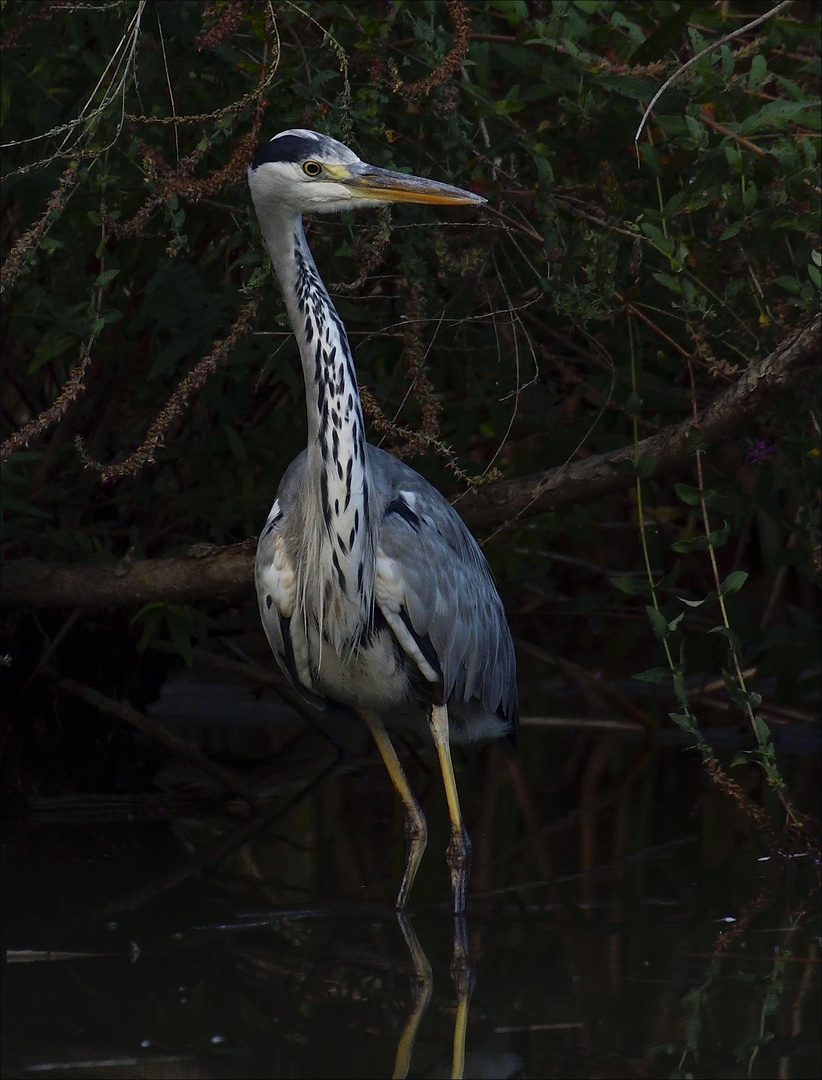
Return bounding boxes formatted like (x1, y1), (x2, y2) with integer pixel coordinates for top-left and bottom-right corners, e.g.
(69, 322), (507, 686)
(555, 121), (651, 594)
(458, 313), (820, 531)
(3, 315), (818, 609)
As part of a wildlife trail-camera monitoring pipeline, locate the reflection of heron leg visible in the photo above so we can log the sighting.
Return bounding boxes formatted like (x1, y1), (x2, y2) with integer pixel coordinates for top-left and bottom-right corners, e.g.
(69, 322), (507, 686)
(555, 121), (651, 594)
(428, 704), (472, 915)
(392, 912), (434, 1080)
(449, 915), (474, 1080)
(361, 711), (428, 910)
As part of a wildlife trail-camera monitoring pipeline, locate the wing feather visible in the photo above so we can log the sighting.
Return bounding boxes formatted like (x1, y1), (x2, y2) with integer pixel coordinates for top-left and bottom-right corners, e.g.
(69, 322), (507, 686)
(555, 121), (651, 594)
(370, 446), (517, 731)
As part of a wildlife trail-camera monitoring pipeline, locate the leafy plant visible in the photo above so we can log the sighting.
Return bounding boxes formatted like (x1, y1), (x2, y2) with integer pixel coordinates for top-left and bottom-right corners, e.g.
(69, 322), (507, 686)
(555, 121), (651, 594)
(1, 1), (819, 827)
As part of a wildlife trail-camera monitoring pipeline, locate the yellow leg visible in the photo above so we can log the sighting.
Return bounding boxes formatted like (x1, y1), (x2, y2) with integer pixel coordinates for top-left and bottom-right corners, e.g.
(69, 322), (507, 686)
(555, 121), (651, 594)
(392, 913), (433, 1080)
(428, 704), (472, 915)
(449, 915), (473, 1080)
(451, 990), (469, 1080)
(361, 711), (428, 910)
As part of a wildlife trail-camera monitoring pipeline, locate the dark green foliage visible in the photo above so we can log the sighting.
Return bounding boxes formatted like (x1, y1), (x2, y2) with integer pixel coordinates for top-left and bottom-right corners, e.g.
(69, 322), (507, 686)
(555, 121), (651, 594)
(1, 2), (820, 767)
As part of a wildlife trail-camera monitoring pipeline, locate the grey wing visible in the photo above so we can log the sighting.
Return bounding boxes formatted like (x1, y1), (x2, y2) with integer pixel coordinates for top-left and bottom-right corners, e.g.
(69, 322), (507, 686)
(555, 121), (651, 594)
(370, 446), (518, 738)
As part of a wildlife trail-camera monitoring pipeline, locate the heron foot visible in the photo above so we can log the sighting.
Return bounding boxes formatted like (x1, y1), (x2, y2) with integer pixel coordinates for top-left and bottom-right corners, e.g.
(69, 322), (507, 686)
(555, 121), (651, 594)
(446, 826), (472, 916)
(395, 808), (429, 911)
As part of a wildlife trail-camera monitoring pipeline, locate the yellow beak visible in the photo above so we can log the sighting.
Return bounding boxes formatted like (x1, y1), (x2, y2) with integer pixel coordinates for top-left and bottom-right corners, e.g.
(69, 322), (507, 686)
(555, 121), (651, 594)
(335, 162), (486, 206)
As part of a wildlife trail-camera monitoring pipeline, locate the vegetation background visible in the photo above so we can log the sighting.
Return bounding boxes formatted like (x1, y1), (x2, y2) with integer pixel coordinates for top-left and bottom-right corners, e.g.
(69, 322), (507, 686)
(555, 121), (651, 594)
(1, 1), (820, 828)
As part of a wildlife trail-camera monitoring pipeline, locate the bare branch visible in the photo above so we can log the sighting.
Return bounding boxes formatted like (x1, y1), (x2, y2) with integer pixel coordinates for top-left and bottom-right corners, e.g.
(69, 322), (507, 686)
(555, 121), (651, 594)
(3, 315), (818, 609)
(634, 0), (794, 147)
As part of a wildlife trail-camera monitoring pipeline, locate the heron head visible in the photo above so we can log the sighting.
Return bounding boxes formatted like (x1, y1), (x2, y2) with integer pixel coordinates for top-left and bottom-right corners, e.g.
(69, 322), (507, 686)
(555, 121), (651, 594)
(248, 129), (486, 216)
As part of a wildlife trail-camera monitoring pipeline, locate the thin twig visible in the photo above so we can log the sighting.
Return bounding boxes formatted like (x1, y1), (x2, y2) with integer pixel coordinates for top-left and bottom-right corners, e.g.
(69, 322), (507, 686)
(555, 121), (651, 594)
(634, 1), (794, 147)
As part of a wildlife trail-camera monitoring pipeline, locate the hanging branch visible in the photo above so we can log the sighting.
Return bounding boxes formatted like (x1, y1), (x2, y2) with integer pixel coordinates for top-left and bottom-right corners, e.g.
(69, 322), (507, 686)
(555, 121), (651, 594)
(1, 210), (108, 460)
(76, 298), (260, 483)
(0, 165), (79, 295)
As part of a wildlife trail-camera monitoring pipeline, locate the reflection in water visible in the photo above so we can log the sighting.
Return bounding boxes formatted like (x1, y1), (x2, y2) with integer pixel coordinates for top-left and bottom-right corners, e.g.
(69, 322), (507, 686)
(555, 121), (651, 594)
(393, 913), (500, 1080)
(394, 914), (434, 1079)
(2, 821), (819, 1078)
(2, 688), (819, 1078)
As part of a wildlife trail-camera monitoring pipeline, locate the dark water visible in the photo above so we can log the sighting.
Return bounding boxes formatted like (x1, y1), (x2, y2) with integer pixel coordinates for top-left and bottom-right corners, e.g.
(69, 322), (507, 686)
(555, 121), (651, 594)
(2, 680), (820, 1079)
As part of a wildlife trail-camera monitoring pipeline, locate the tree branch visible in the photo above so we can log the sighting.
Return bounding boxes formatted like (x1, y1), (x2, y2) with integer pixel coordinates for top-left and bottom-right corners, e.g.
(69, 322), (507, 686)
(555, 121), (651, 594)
(458, 313), (820, 531)
(3, 315), (818, 609)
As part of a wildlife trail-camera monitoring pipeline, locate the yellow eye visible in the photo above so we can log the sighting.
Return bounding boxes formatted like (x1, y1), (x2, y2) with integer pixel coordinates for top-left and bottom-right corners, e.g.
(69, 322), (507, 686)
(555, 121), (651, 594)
(302, 161), (322, 177)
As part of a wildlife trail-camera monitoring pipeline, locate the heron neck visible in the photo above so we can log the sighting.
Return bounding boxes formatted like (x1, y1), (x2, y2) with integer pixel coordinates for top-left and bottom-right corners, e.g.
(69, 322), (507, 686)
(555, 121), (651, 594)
(267, 217), (362, 441)
(265, 210), (375, 643)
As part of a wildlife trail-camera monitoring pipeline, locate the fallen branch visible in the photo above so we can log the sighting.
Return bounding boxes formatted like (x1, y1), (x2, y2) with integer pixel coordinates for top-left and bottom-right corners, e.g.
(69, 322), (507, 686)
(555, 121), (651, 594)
(3, 540), (256, 609)
(3, 315), (818, 609)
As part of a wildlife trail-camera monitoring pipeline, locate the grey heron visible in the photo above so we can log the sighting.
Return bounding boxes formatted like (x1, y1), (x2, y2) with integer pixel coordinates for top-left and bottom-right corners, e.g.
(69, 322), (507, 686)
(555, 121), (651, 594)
(248, 129), (518, 915)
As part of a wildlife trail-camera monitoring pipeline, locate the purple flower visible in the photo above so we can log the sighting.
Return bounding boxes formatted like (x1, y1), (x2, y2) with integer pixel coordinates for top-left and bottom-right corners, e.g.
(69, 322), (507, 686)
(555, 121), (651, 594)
(745, 439), (776, 465)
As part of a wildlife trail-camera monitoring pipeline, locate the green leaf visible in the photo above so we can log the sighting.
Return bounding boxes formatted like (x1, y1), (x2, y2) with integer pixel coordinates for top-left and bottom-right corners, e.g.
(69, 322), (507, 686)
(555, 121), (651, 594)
(720, 570), (748, 597)
(628, 2), (695, 65)
(737, 99), (820, 136)
(731, 750), (758, 767)
(686, 428), (707, 452)
(671, 669), (689, 705)
(751, 713), (771, 745)
(662, 189), (687, 217)
(652, 271), (683, 293)
(748, 53), (767, 90)
(669, 711), (701, 736)
(611, 576), (651, 595)
(632, 667), (672, 683)
(773, 212), (822, 234)
(675, 483), (702, 506)
(593, 74), (659, 101)
(719, 221), (744, 241)
(95, 268), (119, 287)
(494, 98), (526, 115)
(640, 222), (674, 256)
(774, 275), (802, 295)
(645, 605), (670, 641)
(707, 520), (731, 548)
(531, 149), (554, 188)
(710, 626), (743, 653)
(671, 534), (710, 553)
(608, 458), (639, 476)
(677, 594), (710, 608)
(722, 669), (749, 710)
